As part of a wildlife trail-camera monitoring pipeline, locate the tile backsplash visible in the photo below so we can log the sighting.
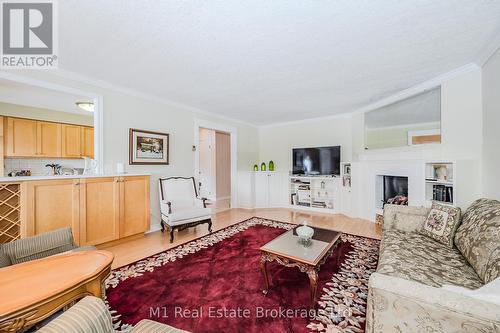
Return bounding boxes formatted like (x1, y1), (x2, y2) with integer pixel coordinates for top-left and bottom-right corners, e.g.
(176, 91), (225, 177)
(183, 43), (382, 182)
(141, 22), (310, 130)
(4, 158), (85, 176)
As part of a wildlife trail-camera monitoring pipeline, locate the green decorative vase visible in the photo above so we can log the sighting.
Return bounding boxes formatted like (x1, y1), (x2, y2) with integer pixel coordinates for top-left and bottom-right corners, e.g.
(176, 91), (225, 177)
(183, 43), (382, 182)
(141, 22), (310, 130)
(260, 162), (266, 171)
(253, 164), (259, 171)
(269, 160), (275, 171)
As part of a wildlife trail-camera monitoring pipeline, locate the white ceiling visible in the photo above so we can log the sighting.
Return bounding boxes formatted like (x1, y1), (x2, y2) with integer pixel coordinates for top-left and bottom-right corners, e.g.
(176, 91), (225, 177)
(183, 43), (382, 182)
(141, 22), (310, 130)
(57, 1), (500, 125)
(0, 79), (94, 117)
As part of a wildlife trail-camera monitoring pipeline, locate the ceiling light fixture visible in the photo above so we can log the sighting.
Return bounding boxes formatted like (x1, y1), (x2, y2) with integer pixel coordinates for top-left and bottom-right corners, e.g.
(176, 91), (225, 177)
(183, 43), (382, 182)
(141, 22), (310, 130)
(75, 101), (94, 112)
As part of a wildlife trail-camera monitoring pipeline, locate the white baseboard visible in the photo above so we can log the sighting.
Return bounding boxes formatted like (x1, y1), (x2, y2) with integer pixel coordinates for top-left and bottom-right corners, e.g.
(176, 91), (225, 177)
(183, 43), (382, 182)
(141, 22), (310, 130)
(147, 222), (162, 234)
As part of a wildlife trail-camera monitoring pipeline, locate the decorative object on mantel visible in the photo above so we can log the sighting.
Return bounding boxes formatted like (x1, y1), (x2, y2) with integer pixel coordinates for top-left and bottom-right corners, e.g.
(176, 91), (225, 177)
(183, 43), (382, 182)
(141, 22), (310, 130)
(268, 160), (275, 171)
(253, 164), (259, 171)
(129, 128), (169, 165)
(260, 162), (266, 171)
(434, 164), (449, 181)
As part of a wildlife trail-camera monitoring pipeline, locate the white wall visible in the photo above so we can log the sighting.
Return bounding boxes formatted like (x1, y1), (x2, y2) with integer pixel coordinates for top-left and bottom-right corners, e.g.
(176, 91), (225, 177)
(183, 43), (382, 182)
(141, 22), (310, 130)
(3, 71), (259, 231)
(482, 47), (500, 200)
(258, 115), (353, 172)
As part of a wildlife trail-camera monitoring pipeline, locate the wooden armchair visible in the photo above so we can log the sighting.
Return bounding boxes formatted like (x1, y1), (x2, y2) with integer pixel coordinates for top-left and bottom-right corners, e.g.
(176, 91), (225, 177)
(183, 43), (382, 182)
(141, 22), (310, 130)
(158, 177), (212, 243)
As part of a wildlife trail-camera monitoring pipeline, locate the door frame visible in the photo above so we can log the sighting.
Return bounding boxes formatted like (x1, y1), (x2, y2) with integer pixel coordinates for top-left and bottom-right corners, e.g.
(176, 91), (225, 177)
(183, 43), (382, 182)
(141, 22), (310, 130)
(194, 119), (237, 208)
(0, 71), (104, 173)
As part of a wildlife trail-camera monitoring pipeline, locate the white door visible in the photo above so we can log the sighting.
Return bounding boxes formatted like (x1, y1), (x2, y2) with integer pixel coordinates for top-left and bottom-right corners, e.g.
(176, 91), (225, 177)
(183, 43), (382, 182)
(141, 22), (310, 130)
(254, 172), (269, 208)
(199, 128), (215, 199)
(268, 172), (285, 207)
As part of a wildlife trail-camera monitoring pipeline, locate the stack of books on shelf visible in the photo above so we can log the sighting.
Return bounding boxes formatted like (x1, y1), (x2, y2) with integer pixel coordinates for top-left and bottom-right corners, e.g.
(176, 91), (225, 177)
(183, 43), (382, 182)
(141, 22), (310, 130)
(433, 185), (453, 203)
(311, 200), (327, 208)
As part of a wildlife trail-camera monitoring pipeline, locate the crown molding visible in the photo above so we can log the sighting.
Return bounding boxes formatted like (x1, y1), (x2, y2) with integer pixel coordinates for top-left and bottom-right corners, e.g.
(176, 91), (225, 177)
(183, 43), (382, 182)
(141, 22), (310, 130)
(45, 69), (259, 128)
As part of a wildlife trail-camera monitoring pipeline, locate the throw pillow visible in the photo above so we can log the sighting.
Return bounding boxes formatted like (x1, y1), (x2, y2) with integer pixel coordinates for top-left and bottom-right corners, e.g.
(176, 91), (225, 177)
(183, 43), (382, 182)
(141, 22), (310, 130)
(419, 202), (461, 248)
(393, 212), (427, 233)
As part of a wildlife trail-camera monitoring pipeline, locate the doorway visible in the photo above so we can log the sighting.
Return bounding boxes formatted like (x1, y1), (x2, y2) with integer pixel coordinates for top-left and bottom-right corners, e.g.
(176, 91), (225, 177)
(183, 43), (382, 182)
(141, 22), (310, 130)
(194, 119), (237, 212)
(198, 128), (231, 212)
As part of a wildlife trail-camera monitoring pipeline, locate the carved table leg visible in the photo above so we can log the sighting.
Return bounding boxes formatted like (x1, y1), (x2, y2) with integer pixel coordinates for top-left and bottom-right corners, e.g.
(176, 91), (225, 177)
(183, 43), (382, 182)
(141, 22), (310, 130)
(307, 268), (319, 309)
(260, 256), (270, 295)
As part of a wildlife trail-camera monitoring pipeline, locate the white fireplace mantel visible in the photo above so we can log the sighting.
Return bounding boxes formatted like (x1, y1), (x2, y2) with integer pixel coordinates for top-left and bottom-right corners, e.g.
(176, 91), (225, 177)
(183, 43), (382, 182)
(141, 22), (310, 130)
(352, 159), (426, 221)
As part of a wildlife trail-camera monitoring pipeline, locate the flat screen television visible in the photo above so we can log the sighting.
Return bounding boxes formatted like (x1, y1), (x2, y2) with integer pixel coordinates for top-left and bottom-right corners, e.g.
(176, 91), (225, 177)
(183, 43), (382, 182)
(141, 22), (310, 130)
(292, 146), (341, 176)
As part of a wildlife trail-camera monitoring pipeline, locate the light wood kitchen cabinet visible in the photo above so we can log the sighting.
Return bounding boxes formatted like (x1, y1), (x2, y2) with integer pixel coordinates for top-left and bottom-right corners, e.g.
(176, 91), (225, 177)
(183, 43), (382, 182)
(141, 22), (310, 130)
(81, 126), (94, 158)
(4, 117), (37, 157)
(36, 121), (62, 157)
(22, 175), (150, 246)
(119, 176), (150, 238)
(79, 177), (120, 246)
(61, 124), (82, 158)
(26, 179), (81, 244)
(3, 116), (94, 159)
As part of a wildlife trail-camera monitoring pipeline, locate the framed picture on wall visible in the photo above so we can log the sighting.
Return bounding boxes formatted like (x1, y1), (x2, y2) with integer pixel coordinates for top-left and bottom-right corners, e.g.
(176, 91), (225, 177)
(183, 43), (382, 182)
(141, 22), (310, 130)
(129, 128), (169, 165)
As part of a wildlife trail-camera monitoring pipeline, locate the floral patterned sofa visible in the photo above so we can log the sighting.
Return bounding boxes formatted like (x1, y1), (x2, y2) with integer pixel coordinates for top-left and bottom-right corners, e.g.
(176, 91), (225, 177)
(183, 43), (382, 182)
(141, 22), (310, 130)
(366, 199), (500, 333)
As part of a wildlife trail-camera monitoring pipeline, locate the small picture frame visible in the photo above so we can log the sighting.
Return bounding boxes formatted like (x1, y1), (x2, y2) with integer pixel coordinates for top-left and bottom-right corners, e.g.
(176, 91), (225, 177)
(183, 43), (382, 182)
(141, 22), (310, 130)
(129, 128), (169, 165)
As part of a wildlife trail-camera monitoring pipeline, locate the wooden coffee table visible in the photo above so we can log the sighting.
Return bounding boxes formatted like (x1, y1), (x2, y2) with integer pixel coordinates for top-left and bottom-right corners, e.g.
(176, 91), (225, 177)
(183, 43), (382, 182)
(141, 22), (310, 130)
(260, 226), (341, 309)
(0, 250), (114, 332)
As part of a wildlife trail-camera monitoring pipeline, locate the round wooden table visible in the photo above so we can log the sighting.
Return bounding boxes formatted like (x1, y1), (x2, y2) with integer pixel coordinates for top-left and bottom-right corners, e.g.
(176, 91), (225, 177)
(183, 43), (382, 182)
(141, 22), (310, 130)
(0, 250), (114, 332)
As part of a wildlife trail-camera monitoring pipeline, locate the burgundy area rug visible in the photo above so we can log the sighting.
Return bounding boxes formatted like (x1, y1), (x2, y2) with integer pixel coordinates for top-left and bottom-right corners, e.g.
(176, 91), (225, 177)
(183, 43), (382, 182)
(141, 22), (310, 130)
(105, 218), (380, 333)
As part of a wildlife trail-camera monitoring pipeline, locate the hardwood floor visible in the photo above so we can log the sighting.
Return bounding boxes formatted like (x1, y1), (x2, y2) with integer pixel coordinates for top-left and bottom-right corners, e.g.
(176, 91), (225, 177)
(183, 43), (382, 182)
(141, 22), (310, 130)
(99, 208), (382, 269)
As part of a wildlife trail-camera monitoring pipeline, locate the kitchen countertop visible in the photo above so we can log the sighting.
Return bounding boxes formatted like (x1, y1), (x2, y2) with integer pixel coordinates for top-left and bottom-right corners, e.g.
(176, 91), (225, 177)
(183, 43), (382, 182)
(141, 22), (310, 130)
(0, 173), (151, 183)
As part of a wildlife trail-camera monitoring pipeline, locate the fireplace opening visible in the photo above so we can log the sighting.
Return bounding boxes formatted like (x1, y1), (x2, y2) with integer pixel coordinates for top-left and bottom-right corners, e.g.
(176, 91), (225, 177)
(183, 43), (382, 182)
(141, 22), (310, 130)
(383, 176), (408, 206)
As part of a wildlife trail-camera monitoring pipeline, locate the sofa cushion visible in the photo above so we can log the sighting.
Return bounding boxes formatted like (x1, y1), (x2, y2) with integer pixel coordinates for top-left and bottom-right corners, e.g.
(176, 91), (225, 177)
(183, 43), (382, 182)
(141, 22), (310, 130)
(419, 202), (461, 248)
(394, 212), (427, 233)
(382, 204), (430, 231)
(377, 229), (483, 289)
(455, 198), (500, 284)
(166, 207), (211, 224)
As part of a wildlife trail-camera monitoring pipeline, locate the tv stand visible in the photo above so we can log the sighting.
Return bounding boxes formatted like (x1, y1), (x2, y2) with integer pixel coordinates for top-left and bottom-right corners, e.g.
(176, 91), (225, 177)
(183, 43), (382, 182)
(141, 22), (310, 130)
(289, 175), (340, 213)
